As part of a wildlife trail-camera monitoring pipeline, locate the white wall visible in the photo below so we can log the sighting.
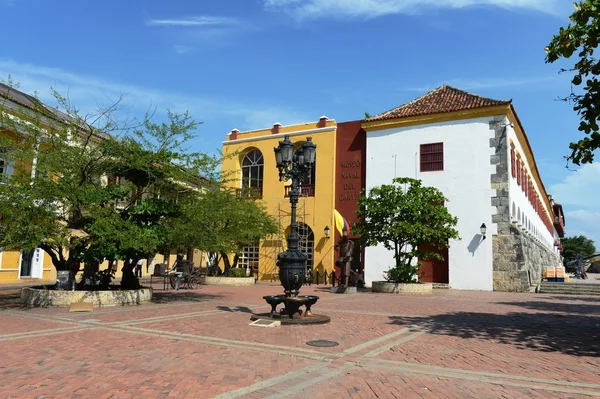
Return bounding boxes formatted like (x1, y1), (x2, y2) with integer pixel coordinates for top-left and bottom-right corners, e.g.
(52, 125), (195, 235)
(505, 121), (560, 257)
(364, 117), (498, 291)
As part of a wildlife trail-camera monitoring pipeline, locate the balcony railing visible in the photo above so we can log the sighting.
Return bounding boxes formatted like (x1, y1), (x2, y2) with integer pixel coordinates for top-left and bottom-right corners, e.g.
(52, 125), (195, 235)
(236, 187), (263, 199)
(284, 184), (315, 198)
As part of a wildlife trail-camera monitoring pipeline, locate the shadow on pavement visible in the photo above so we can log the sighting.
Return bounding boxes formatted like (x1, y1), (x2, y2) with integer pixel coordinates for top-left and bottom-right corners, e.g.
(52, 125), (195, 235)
(548, 295), (600, 303)
(389, 311), (600, 357)
(217, 305), (253, 313)
(151, 290), (224, 304)
(496, 300), (600, 315)
(0, 292), (23, 310)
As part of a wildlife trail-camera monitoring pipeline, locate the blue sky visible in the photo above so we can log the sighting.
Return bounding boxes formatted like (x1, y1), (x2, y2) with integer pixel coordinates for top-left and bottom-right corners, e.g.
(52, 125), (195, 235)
(0, 0), (598, 247)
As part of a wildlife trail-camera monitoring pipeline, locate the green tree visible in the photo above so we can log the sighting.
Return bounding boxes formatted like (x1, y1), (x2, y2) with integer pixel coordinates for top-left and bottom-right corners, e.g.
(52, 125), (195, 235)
(545, 0), (600, 164)
(166, 188), (278, 275)
(353, 177), (460, 283)
(561, 235), (596, 265)
(0, 81), (218, 289)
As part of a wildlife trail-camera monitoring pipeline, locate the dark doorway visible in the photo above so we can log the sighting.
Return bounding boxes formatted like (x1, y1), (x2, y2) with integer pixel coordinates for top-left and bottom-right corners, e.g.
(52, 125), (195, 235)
(418, 244), (449, 283)
(20, 250), (34, 277)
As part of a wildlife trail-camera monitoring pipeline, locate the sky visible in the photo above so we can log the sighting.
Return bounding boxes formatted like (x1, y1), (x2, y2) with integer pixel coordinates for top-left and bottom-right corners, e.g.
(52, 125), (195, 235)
(0, 0), (598, 246)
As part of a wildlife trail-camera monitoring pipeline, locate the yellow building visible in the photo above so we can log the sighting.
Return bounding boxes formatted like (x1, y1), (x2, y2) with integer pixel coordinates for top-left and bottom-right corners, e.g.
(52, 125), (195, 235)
(0, 83), (206, 286)
(0, 84), (58, 285)
(221, 117), (339, 281)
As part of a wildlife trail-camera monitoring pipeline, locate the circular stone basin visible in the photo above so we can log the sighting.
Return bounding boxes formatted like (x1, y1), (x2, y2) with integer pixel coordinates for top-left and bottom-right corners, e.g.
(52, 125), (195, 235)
(21, 286), (153, 308)
(371, 281), (433, 294)
(250, 313), (330, 325)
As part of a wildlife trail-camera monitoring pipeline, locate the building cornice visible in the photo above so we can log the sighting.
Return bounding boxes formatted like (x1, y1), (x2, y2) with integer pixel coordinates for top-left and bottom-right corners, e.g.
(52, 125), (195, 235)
(506, 105), (553, 218)
(361, 105), (511, 132)
(222, 126), (336, 145)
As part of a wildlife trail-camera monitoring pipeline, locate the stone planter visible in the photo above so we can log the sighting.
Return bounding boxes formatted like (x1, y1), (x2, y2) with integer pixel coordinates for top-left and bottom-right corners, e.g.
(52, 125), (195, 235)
(371, 281), (433, 294)
(21, 286), (153, 308)
(204, 276), (256, 287)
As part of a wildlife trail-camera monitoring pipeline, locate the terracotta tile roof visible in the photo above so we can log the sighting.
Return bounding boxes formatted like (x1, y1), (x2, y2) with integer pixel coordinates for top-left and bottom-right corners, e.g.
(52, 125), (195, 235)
(367, 85), (511, 122)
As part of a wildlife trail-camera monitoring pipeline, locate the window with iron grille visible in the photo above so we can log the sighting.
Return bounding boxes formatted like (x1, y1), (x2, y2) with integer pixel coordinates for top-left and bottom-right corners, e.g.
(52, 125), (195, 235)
(238, 240), (260, 271)
(420, 143), (443, 172)
(241, 149), (264, 196)
(298, 223), (315, 270)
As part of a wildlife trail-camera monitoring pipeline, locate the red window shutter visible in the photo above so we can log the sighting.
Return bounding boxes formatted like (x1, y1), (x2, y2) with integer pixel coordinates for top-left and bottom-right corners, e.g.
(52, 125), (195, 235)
(510, 148), (516, 177)
(420, 142), (444, 172)
(516, 160), (521, 185)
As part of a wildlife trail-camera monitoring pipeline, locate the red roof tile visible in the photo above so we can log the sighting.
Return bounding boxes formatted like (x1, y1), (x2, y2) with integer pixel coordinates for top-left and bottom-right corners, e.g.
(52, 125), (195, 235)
(368, 85), (511, 122)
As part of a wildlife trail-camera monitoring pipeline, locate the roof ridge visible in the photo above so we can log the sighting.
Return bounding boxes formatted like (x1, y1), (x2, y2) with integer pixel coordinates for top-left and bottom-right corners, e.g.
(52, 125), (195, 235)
(367, 84), (511, 122)
(372, 85), (447, 120)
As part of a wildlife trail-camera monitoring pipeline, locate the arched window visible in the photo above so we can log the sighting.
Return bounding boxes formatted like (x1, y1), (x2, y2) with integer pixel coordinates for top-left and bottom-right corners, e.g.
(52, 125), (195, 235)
(297, 223), (315, 270)
(241, 149), (264, 196)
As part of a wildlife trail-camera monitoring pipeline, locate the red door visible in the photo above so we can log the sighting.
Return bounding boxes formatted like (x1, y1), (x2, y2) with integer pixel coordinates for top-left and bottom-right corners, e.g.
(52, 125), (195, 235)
(418, 244), (449, 283)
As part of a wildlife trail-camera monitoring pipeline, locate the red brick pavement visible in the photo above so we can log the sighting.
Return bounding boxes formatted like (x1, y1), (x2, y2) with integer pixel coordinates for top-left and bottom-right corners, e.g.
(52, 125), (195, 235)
(0, 282), (600, 398)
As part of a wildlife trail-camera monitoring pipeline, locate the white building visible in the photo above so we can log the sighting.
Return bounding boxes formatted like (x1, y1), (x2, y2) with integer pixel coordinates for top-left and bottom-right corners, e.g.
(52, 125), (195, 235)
(362, 85), (564, 291)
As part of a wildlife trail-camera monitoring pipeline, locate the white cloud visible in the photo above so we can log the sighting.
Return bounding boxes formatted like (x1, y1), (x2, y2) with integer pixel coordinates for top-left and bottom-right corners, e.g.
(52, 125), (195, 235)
(563, 210), (600, 247)
(146, 16), (238, 27)
(263, 0), (562, 19)
(0, 59), (310, 144)
(549, 163), (600, 245)
(549, 163), (600, 208)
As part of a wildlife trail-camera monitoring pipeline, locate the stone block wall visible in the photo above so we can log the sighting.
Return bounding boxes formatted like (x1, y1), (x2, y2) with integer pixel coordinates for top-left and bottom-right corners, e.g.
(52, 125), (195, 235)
(489, 117), (560, 292)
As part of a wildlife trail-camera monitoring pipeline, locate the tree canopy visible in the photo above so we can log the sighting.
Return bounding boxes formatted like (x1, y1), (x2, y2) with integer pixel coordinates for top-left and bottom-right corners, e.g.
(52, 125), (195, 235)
(0, 80), (272, 288)
(545, 0), (600, 164)
(561, 235), (596, 264)
(165, 188), (278, 274)
(353, 177), (460, 283)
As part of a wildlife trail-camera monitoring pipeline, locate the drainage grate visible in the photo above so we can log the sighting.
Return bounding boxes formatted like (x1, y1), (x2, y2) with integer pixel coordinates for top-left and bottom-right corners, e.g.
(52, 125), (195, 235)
(306, 340), (339, 348)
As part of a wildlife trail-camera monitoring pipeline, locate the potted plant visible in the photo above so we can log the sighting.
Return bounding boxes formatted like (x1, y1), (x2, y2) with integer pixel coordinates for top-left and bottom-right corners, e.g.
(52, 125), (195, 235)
(353, 178), (460, 293)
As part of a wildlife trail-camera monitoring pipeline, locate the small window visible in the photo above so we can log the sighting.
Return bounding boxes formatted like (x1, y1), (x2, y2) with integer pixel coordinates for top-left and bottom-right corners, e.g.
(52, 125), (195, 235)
(420, 142), (443, 172)
(510, 147), (516, 177)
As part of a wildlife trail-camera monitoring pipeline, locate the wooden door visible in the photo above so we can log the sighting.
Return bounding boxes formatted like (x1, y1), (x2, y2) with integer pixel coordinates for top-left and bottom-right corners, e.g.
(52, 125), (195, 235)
(418, 244), (449, 283)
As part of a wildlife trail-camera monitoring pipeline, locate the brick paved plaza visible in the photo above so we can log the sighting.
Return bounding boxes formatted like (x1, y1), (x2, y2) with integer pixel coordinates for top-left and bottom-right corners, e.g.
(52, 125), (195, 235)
(1, 282), (600, 398)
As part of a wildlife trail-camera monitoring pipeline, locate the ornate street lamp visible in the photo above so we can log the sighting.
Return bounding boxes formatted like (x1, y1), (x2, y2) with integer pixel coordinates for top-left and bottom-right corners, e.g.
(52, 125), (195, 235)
(274, 136), (316, 298)
(252, 135), (329, 324)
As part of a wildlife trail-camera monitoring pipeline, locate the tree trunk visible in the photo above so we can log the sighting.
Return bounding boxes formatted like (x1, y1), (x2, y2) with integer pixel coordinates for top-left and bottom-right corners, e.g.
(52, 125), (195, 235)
(231, 253), (240, 269)
(220, 251), (231, 275)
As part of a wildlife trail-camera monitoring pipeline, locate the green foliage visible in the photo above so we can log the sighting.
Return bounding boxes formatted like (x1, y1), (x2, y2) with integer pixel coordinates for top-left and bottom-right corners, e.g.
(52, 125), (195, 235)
(545, 1), (600, 164)
(165, 188), (278, 272)
(227, 267), (248, 277)
(353, 177), (460, 283)
(0, 79), (221, 288)
(561, 235), (596, 264)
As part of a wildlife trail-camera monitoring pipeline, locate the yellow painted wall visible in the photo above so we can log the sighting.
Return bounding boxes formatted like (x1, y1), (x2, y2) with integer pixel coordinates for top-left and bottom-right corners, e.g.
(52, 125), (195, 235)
(0, 249), (56, 284)
(221, 120), (337, 281)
